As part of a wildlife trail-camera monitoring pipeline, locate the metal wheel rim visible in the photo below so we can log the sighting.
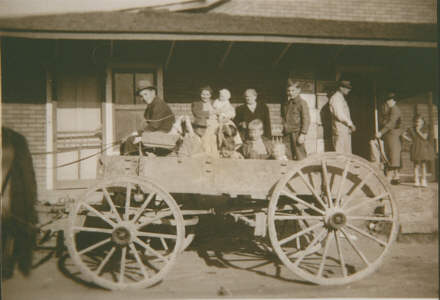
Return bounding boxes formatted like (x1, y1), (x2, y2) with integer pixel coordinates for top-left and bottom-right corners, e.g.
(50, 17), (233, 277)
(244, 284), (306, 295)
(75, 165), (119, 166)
(268, 152), (399, 285)
(65, 176), (185, 290)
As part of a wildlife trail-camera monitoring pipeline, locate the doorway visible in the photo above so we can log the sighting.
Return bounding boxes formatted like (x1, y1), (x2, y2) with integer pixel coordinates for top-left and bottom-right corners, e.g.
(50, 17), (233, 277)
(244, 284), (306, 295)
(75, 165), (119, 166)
(341, 72), (376, 160)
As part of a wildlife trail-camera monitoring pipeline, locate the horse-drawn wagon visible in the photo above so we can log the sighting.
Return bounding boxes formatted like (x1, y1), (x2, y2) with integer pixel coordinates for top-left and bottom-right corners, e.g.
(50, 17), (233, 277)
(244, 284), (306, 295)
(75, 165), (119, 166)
(63, 134), (399, 290)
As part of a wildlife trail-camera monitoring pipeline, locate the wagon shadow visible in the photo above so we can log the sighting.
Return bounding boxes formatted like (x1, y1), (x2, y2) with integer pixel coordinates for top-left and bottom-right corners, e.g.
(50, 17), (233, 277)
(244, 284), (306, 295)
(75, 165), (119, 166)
(189, 215), (314, 285)
(57, 253), (107, 290)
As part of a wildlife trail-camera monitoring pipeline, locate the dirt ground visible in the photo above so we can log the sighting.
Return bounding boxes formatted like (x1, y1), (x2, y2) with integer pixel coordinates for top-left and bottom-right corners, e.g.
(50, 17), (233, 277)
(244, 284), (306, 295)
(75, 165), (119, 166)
(2, 221), (438, 300)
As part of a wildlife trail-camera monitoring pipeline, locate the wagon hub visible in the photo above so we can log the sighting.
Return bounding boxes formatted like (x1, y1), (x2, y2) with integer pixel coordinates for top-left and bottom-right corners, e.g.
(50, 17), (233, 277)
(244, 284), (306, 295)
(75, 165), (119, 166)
(112, 226), (132, 246)
(325, 209), (347, 230)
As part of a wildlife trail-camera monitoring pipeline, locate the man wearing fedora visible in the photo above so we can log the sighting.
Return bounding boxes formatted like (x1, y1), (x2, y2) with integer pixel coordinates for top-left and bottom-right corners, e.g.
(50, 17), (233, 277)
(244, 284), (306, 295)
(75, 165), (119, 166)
(138, 85), (175, 132)
(329, 80), (356, 153)
(121, 84), (175, 154)
(376, 92), (402, 184)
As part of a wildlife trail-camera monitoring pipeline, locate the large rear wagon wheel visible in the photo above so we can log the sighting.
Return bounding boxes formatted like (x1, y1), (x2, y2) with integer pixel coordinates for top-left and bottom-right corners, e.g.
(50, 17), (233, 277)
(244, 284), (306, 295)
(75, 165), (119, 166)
(268, 152), (399, 285)
(65, 176), (185, 290)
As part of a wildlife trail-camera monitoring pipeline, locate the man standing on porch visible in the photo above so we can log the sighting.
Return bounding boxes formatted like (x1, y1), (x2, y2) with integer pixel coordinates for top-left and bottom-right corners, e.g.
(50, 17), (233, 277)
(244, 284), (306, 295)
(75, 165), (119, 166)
(329, 80), (356, 153)
(282, 80), (310, 160)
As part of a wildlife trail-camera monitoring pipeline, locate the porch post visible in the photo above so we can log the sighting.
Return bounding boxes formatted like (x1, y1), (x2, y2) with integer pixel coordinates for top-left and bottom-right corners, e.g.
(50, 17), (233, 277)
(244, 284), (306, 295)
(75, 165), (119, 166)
(0, 38), (2, 177)
(46, 66), (55, 190)
(104, 65), (116, 155)
(373, 79), (379, 135)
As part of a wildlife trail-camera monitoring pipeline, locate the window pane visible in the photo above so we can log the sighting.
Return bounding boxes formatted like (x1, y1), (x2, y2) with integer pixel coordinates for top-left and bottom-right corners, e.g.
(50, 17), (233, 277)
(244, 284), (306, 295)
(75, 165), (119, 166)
(114, 73), (134, 104)
(135, 72), (155, 104)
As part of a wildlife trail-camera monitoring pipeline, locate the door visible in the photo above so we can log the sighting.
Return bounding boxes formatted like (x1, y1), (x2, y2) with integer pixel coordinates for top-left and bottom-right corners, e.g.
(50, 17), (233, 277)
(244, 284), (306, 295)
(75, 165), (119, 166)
(55, 67), (102, 189)
(342, 72), (376, 160)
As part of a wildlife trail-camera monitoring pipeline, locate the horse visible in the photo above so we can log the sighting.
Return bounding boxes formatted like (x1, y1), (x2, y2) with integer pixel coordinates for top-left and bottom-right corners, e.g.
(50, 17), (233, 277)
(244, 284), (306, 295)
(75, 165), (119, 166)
(1, 127), (38, 279)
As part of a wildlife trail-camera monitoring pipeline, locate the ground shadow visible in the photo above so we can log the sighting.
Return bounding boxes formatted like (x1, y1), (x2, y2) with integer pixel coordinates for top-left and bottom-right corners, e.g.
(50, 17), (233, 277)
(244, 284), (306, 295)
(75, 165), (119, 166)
(188, 214), (314, 285)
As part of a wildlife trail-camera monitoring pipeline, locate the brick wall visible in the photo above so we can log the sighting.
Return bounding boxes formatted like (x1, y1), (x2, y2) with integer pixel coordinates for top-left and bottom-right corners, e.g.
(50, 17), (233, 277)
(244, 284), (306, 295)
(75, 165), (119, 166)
(2, 103), (47, 193)
(212, 0), (437, 24)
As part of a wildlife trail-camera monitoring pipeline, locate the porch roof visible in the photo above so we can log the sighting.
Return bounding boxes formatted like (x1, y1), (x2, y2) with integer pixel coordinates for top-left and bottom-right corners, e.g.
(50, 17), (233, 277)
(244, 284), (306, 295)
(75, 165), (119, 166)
(0, 10), (436, 47)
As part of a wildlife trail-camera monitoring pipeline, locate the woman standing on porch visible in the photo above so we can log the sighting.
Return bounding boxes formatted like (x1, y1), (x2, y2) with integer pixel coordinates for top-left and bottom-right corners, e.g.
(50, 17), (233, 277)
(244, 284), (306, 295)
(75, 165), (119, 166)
(234, 88), (272, 140)
(376, 92), (403, 185)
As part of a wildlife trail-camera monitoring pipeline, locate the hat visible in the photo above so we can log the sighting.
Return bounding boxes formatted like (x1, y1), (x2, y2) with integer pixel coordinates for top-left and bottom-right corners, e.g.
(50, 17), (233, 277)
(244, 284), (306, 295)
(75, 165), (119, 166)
(339, 80), (352, 89)
(136, 80), (156, 95)
(385, 92), (396, 100)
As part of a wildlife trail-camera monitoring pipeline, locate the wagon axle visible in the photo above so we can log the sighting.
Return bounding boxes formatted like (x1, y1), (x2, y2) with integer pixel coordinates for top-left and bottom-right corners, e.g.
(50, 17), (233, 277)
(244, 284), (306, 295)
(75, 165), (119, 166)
(325, 210), (347, 230)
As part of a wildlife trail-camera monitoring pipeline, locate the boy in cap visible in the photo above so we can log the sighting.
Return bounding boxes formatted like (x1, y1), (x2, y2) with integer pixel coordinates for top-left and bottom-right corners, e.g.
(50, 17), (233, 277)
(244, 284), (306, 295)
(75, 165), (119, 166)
(281, 80), (310, 160)
(329, 80), (356, 153)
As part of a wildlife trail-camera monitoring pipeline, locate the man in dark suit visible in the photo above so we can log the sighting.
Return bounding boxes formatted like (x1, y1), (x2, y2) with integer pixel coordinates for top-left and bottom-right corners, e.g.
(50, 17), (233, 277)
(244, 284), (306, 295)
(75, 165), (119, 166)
(139, 86), (175, 133)
(121, 85), (175, 155)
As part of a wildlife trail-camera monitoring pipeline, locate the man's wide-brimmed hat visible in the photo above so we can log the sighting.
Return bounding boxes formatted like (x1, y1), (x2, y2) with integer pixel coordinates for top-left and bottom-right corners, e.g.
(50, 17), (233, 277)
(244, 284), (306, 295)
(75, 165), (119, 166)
(385, 92), (396, 100)
(339, 80), (352, 89)
(136, 80), (156, 95)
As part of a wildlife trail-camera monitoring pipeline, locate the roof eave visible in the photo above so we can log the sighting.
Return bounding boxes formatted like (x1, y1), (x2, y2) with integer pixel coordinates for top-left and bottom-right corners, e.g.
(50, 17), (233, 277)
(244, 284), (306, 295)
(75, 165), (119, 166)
(0, 30), (436, 48)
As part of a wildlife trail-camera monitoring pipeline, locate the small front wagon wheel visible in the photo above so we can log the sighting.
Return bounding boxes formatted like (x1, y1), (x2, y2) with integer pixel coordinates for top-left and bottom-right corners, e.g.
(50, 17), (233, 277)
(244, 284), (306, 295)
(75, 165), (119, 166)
(268, 152), (399, 285)
(65, 176), (185, 290)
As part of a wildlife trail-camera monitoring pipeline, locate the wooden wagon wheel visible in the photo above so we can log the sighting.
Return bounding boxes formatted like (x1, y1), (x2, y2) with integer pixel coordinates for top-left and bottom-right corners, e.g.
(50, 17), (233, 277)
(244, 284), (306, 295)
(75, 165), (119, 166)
(268, 152), (399, 285)
(65, 176), (185, 290)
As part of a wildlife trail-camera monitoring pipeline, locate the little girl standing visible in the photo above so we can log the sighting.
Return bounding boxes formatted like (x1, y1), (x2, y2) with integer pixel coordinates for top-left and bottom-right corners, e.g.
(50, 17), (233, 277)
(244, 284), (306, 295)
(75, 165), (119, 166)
(402, 114), (435, 187)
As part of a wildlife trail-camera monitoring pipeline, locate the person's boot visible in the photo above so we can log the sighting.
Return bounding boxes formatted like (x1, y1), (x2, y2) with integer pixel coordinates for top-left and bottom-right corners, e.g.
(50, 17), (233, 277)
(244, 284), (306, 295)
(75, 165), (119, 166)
(421, 177), (428, 187)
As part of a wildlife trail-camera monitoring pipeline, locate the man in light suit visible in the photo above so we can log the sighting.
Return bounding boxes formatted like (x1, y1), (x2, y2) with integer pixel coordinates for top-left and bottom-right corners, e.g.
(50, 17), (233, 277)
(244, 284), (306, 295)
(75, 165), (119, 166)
(329, 80), (356, 153)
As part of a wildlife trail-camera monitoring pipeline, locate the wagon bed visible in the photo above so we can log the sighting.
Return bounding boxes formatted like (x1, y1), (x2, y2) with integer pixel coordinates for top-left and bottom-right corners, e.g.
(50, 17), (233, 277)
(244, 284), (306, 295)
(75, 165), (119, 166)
(64, 151), (399, 290)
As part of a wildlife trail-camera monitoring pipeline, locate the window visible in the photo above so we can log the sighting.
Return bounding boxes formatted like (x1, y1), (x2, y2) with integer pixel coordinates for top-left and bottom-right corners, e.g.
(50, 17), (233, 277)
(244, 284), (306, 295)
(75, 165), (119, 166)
(113, 70), (156, 104)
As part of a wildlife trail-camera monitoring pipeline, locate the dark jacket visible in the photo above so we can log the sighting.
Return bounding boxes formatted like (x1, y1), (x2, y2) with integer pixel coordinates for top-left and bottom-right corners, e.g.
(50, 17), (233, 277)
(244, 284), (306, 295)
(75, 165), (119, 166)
(234, 102), (272, 138)
(379, 104), (402, 136)
(281, 96), (310, 135)
(191, 100), (213, 127)
(143, 97), (175, 132)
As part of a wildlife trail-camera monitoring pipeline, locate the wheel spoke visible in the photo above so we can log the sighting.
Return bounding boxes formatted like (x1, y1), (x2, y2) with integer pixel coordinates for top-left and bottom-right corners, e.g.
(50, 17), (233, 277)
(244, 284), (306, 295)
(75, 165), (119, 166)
(136, 211), (174, 229)
(78, 237), (111, 255)
(73, 226), (113, 234)
(102, 187), (122, 223)
(124, 183), (132, 221)
(345, 193), (390, 214)
(321, 160), (333, 208)
(334, 230), (348, 277)
(119, 247), (127, 283)
(132, 192), (156, 224)
(340, 227), (370, 266)
(129, 242), (148, 279)
(274, 215), (324, 221)
(347, 215), (394, 222)
(95, 246), (116, 275)
(279, 222), (322, 246)
(81, 203), (116, 227)
(298, 170), (328, 210)
(134, 237), (169, 263)
(160, 237), (169, 250)
(281, 189), (326, 215)
(293, 228), (327, 265)
(342, 172), (373, 208)
(336, 161), (350, 207)
(137, 232), (177, 240)
(318, 231), (334, 278)
(345, 223), (388, 247)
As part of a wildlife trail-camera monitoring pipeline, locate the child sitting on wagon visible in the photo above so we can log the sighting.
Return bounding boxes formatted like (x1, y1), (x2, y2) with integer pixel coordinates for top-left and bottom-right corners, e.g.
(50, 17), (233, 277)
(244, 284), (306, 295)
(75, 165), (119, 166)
(169, 115), (205, 157)
(241, 119), (274, 159)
